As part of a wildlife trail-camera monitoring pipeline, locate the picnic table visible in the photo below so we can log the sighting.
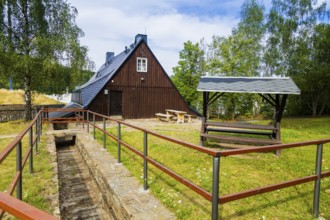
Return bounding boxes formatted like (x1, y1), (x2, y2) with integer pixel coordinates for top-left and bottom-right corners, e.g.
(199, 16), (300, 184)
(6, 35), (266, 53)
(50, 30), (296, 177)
(165, 109), (187, 123)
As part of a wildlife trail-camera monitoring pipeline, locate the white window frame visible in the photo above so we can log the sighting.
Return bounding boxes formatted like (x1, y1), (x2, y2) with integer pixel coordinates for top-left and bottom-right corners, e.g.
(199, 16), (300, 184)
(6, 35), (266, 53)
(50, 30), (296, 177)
(137, 57), (148, 72)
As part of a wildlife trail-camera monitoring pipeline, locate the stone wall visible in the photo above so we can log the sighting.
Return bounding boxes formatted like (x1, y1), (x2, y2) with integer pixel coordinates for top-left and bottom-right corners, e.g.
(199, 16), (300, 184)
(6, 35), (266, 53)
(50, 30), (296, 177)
(0, 104), (64, 122)
(75, 133), (175, 219)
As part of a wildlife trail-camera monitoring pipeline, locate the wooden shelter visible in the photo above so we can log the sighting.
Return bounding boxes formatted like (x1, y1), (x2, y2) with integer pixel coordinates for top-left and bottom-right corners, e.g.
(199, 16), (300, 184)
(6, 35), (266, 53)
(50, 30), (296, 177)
(197, 77), (301, 151)
(68, 34), (193, 119)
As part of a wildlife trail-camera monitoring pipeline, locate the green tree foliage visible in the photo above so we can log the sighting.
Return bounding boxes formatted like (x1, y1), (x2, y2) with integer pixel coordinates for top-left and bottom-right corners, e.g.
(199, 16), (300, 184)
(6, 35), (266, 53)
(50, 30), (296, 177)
(290, 23), (330, 116)
(0, 0), (92, 120)
(265, 0), (329, 116)
(208, 0), (265, 77)
(171, 40), (205, 110)
(207, 0), (266, 119)
(265, 0), (328, 76)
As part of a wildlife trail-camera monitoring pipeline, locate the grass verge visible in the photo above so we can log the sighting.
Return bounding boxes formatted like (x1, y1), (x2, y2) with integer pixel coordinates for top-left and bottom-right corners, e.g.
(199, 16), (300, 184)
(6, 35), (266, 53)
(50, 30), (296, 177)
(0, 121), (57, 218)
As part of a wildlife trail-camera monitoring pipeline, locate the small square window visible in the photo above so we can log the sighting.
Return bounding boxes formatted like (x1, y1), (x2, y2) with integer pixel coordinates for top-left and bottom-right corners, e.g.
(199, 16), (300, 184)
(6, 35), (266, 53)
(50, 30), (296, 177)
(137, 57), (147, 72)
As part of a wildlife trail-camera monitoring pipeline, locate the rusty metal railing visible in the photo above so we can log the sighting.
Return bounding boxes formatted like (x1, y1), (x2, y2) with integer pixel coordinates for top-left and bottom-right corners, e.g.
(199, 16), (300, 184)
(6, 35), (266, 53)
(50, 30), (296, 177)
(73, 110), (329, 220)
(0, 109), (59, 219)
(0, 192), (58, 220)
(1, 108), (329, 220)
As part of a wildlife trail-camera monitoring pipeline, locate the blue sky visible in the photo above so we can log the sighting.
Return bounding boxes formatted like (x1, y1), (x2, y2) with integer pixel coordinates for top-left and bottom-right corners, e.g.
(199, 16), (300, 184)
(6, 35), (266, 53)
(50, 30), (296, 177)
(67, 0), (328, 76)
(66, 0), (252, 75)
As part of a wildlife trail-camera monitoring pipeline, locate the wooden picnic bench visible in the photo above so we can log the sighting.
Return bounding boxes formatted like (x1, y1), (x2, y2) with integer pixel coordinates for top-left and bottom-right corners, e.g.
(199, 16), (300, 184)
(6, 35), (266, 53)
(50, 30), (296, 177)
(200, 118), (281, 155)
(184, 114), (194, 123)
(165, 109), (187, 123)
(155, 113), (173, 122)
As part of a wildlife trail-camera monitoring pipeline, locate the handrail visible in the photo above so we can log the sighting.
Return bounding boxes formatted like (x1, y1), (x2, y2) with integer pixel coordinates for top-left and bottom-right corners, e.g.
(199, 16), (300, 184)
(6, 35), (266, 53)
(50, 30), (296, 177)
(2, 108), (327, 220)
(0, 192), (58, 220)
(0, 110), (43, 219)
(0, 111), (42, 163)
(220, 139), (330, 156)
(78, 110), (329, 220)
(90, 111), (221, 156)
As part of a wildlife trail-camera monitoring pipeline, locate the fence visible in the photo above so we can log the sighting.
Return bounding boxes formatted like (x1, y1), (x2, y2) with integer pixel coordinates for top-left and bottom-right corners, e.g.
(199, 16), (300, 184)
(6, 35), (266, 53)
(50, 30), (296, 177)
(1, 108), (329, 219)
(0, 109), (58, 219)
(69, 110), (329, 220)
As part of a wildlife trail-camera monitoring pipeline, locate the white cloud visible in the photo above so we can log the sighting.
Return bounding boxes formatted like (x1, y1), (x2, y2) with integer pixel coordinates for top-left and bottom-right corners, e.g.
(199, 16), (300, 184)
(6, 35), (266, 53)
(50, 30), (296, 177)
(68, 0), (242, 75)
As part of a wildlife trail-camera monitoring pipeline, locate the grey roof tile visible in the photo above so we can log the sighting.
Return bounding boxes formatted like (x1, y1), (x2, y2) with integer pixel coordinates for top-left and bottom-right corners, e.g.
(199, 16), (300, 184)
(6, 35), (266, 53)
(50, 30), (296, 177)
(197, 77), (301, 94)
(72, 36), (146, 108)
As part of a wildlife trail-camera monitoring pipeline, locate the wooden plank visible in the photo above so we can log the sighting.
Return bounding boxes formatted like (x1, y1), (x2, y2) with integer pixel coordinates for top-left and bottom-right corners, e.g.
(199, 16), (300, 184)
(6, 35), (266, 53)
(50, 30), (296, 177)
(200, 133), (280, 145)
(206, 128), (273, 136)
(155, 113), (173, 122)
(205, 122), (277, 131)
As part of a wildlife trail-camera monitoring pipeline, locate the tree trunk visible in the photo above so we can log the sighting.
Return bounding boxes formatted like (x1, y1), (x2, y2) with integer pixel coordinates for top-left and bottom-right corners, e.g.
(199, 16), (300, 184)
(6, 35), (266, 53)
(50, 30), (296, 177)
(312, 101), (317, 118)
(231, 97), (236, 120)
(24, 75), (32, 121)
(318, 96), (329, 116)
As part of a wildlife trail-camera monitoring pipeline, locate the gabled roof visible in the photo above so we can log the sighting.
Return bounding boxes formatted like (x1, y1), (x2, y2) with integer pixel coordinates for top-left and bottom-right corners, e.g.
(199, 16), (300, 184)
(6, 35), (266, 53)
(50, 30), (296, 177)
(197, 77), (301, 94)
(73, 35), (146, 107)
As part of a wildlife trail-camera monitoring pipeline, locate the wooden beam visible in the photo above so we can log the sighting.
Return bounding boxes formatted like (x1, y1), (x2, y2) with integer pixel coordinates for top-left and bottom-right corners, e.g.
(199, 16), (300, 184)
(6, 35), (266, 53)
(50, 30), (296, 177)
(207, 92), (225, 107)
(259, 94), (276, 107)
(276, 94), (288, 123)
(203, 92), (209, 118)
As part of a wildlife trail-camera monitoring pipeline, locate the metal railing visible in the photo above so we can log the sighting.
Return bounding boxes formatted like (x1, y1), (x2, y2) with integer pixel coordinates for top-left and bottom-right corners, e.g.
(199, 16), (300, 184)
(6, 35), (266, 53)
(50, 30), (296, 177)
(0, 192), (58, 220)
(1, 108), (329, 219)
(72, 110), (329, 220)
(0, 110), (58, 219)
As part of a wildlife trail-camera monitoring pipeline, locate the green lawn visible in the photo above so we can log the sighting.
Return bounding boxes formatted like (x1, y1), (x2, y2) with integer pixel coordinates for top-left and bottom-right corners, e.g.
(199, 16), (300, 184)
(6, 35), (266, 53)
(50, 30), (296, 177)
(95, 117), (330, 220)
(0, 121), (57, 218)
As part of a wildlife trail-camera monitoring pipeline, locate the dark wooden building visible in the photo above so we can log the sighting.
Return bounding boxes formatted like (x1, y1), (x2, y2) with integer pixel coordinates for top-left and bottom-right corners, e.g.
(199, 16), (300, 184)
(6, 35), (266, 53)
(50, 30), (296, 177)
(71, 34), (192, 119)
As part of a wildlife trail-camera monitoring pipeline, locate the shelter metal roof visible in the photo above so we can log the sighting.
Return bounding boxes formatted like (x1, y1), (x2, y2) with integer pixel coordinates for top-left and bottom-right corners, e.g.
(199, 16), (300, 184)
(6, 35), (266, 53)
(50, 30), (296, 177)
(197, 77), (301, 95)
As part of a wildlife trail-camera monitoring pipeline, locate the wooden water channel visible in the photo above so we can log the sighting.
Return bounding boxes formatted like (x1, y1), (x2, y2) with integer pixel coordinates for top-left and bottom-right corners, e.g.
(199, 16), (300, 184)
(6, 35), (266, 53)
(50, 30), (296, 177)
(0, 108), (329, 219)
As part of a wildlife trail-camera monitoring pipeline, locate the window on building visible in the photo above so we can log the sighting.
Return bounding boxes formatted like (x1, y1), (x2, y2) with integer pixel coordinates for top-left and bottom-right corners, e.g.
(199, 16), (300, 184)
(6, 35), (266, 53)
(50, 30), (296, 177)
(137, 57), (147, 72)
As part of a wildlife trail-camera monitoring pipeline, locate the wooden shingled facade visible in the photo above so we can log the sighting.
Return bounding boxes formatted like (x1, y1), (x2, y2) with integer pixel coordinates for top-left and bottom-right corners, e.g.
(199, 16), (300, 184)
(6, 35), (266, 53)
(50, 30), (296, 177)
(76, 34), (193, 119)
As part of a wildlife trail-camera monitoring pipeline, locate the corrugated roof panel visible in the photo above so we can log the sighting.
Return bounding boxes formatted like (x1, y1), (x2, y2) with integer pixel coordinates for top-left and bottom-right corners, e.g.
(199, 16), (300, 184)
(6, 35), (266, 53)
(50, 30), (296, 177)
(197, 77), (301, 94)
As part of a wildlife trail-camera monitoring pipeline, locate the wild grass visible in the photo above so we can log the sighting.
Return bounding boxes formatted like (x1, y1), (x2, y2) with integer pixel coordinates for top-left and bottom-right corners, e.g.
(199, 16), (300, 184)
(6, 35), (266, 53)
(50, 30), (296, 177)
(95, 117), (330, 220)
(0, 121), (57, 218)
(0, 89), (62, 105)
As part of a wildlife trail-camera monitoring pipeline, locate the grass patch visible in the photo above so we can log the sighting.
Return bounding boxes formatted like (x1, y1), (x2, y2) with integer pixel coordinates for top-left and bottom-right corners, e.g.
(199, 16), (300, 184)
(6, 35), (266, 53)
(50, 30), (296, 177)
(0, 121), (57, 218)
(0, 120), (30, 136)
(95, 117), (330, 220)
(0, 89), (62, 105)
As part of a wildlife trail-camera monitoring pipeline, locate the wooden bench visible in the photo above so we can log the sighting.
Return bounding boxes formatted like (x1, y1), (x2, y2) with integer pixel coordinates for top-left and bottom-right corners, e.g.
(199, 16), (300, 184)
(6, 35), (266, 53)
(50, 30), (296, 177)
(184, 114), (194, 123)
(200, 118), (281, 155)
(155, 113), (173, 122)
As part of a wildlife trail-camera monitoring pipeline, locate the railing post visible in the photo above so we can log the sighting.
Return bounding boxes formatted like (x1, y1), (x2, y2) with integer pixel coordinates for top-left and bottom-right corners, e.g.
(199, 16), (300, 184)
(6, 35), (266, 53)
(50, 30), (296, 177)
(143, 132), (148, 190)
(212, 156), (220, 220)
(35, 118), (38, 154)
(16, 141), (22, 200)
(82, 111), (85, 129)
(29, 127), (33, 174)
(313, 143), (323, 217)
(93, 114), (96, 139)
(40, 111), (43, 135)
(87, 111), (89, 133)
(117, 122), (121, 163)
(103, 117), (106, 149)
